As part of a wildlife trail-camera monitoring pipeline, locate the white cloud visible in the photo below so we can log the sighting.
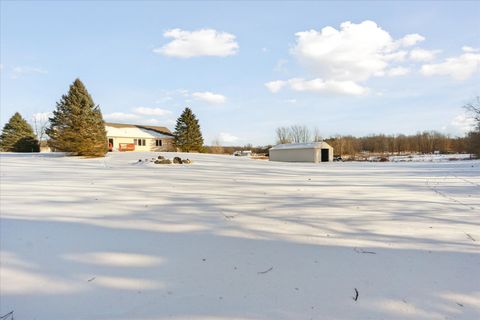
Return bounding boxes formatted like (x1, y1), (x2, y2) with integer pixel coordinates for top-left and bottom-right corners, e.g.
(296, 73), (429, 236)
(219, 132), (239, 143)
(397, 33), (425, 47)
(133, 107), (171, 116)
(462, 46), (479, 53)
(387, 66), (410, 77)
(153, 28), (239, 58)
(265, 80), (287, 93)
(12, 66), (47, 79)
(274, 59), (289, 73)
(142, 118), (163, 125)
(420, 49), (480, 80)
(451, 114), (476, 133)
(409, 48), (440, 61)
(291, 20), (424, 82)
(383, 51), (408, 62)
(32, 112), (51, 122)
(192, 91), (227, 104)
(288, 78), (368, 95)
(104, 112), (140, 121)
(154, 97), (173, 104)
(266, 78), (368, 96)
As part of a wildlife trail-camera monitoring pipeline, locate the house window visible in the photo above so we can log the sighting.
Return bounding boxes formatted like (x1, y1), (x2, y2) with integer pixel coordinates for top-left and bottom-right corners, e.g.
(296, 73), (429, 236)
(156, 139), (162, 147)
(134, 139), (146, 146)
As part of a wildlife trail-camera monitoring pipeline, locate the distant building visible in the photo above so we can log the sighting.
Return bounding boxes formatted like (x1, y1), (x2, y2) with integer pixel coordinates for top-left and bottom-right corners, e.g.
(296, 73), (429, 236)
(269, 142), (334, 163)
(105, 123), (174, 152)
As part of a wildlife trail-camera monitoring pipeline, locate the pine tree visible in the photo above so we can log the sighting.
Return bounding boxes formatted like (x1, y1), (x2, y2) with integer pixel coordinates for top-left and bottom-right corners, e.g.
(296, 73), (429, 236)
(0, 112), (39, 152)
(174, 107), (204, 152)
(46, 79), (108, 157)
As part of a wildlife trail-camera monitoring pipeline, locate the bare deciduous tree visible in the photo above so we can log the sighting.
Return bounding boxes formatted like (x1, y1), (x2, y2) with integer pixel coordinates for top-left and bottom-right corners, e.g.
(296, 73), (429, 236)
(463, 96), (480, 157)
(32, 112), (50, 142)
(210, 137), (224, 154)
(275, 127), (291, 144)
(464, 96), (480, 131)
(290, 125), (310, 143)
(313, 127), (322, 142)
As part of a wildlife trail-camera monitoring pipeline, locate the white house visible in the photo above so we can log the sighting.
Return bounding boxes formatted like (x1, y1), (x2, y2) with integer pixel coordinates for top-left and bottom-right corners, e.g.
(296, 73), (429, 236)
(269, 142), (334, 163)
(105, 123), (174, 152)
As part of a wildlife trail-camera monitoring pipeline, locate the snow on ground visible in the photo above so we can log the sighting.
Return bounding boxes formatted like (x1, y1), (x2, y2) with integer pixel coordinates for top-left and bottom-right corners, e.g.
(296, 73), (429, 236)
(1, 152), (479, 320)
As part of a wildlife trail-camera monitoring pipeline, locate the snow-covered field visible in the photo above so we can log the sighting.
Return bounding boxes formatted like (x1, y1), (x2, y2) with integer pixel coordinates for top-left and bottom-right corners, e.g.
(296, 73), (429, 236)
(1, 152), (479, 320)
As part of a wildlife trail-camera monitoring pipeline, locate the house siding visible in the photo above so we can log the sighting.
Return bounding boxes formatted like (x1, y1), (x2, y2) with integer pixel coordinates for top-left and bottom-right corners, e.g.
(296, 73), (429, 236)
(108, 136), (174, 152)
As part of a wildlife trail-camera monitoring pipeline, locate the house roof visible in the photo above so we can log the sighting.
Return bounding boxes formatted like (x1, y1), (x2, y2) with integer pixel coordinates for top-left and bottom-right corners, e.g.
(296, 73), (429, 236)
(270, 142), (333, 150)
(105, 122), (174, 139)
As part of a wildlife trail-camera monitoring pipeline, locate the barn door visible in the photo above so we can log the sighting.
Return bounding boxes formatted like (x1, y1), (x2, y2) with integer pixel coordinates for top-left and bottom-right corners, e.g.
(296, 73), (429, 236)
(321, 149), (329, 162)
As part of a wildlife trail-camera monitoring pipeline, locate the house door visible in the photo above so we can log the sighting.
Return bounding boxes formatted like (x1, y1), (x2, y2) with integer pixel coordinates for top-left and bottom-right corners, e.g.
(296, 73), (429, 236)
(108, 138), (114, 151)
(321, 148), (329, 162)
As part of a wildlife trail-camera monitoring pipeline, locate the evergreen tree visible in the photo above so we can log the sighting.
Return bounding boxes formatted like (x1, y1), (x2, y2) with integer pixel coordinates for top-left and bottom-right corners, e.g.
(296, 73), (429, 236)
(174, 107), (204, 152)
(0, 112), (39, 152)
(46, 79), (108, 157)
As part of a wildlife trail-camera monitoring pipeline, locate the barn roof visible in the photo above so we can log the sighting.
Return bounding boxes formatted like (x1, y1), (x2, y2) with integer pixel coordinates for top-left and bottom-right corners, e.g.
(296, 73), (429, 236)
(270, 142), (333, 150)
(105, 122), (174, 139)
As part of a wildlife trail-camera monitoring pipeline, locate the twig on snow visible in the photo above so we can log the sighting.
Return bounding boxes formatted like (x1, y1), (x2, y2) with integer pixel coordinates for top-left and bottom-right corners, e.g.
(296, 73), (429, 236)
(87, 277), (96, 282)
(221, 211), (238, 220)
(354, 248), (376, 254)
(257, 267), (273, 274)
(0, 311), (14, 320)
(353, 288), (359, 301)
(466, 233), (476, 242)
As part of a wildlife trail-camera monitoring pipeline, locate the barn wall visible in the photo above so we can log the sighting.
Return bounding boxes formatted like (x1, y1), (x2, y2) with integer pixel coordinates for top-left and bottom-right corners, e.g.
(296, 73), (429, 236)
(269, 149), (318, 163)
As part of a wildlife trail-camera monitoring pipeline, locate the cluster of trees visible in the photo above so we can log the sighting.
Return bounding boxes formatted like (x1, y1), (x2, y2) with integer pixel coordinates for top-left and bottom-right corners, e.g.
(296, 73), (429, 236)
(324, 132), (470, 157)
(0, 79), (108, 156)
(1, 79), (206, 156)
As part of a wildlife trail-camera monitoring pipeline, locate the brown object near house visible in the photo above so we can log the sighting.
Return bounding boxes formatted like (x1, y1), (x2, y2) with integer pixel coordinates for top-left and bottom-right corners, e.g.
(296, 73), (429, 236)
(118, 143), (135, 152)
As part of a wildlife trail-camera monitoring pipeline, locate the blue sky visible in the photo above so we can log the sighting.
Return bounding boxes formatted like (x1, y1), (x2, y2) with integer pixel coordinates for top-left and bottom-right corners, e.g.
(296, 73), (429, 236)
(1, 1), (479, 145)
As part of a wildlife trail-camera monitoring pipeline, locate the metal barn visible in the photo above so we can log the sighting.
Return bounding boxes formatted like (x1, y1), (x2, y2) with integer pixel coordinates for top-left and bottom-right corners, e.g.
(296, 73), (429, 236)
(269, 142), (334, 163)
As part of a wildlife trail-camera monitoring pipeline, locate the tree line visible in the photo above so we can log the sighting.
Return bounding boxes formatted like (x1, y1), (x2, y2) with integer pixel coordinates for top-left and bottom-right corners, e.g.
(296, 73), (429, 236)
(324, 132), (471, 157)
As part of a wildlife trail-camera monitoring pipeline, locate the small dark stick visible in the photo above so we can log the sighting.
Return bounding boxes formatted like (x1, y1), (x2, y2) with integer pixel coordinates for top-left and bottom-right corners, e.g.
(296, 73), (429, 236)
(0, 311), (14, 320)
(353, 288), (359, 301)
(354, 248), (376, 254)
(258, 267), (273, 274)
